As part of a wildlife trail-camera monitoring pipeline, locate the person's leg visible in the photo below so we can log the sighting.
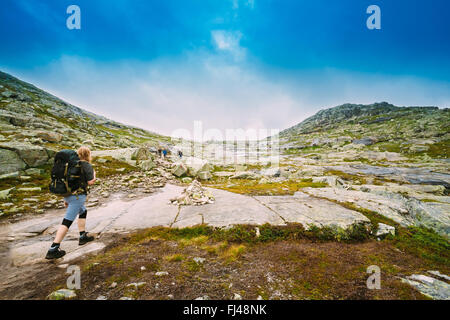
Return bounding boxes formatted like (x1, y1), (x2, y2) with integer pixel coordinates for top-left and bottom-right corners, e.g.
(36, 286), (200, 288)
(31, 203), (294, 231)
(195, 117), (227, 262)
(77, 195), (94, 245)
(53, 225), (69, 244)
(77, 200), (87, 232)
(54, 195), (81, 243)
(46, 195), (81, 259)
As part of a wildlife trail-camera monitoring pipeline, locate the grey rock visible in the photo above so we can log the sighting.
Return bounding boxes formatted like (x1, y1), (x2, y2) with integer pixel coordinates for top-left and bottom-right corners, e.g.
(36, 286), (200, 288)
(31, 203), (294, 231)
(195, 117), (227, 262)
(230, 171), (261, 180)
(0, 142), (48, 167)
(139, 159), (155, 171)
(376, 223), (395, 237)
(352, 138), (376, 146)
(401, 274), (450, 300)
(35, 131), (63, 143)
(181, 177), (193, 184)
(0, 187), (14, 200)
(0, 171), (20, 180)
(47, 289), (77, 300)
(0, 149), (26, 174)
(171, 163), (188, 177)
(197, 171), (212, 180)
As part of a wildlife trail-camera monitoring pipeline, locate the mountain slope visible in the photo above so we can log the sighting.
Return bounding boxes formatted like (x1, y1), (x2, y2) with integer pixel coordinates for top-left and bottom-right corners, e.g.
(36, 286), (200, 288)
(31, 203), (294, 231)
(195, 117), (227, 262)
(0, 71), (170, 154)
(279, 102), (449, 159)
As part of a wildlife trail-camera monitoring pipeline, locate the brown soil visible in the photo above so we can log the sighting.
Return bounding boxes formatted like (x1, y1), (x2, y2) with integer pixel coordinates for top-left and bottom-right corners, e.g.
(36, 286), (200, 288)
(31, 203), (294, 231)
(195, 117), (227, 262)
(1, 229), (446, 300)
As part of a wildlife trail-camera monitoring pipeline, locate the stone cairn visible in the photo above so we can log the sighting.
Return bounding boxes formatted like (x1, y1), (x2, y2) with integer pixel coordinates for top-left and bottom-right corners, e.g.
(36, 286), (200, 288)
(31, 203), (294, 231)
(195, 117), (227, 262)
(170, 180), (215, 206)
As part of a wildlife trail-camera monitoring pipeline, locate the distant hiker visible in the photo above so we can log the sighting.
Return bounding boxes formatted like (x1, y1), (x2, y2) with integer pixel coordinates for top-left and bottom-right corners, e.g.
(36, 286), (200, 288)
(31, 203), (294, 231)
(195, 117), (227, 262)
(46, 146), (96, 259)
(178, 150), (183, 159)
(162, 149), (168, 159)
(157, 148), (162, 158)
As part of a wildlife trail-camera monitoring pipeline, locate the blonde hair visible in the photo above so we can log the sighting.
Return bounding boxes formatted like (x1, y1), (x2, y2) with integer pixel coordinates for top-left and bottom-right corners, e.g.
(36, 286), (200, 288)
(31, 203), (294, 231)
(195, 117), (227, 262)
(77, 146), (92, 163)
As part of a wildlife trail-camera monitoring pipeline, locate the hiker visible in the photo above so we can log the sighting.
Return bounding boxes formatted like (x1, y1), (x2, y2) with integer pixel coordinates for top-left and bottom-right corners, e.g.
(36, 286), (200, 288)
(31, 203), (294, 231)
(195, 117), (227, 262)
(157, 148), (162, 158)
(162, 148), (168, 159)
(178, 150), (183, 159)
(45, 146), (96, 260)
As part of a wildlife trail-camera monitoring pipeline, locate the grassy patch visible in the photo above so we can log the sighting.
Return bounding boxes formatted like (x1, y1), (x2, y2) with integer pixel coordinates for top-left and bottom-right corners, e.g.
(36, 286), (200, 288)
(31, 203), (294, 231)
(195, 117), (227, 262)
(164, 254), (186, 262)
(221, 244), (246, 263)
(393, 226), (450, 265)
(92, 156), (137, 178)
(316, 199), (449, 267)
(209, 179), (327, 196)
(325, 170), (368, 185)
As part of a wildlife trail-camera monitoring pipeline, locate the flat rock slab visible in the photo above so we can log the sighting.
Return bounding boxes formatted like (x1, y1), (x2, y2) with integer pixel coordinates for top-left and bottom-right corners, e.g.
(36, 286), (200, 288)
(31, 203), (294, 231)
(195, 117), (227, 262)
(302, 187), (415, 226)
(108, 184), (182, 232)
(172, 188), (284, 228)
(60, 242), (106, 264)
(302, 187), (450, 237)
(254, 191), (370, 229)
(402, 274), (450, 300)
(9, 240), (79, 266)
(325, 164), (450, 188)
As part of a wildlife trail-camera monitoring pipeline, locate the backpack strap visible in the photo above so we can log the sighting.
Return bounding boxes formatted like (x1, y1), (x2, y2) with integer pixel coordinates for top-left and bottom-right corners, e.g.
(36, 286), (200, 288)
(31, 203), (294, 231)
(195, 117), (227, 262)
(79, 160), (89, 194)
(63, 162), (72, 193)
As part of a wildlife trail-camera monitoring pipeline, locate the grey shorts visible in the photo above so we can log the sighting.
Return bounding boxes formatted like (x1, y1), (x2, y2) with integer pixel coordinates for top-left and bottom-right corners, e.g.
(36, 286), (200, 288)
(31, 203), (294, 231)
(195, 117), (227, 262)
(63, 194), (87, 221)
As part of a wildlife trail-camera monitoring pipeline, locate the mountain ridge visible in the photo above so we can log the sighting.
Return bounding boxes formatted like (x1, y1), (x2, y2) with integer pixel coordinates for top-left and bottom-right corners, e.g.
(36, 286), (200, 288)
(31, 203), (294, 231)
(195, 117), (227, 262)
(280, 102), (444, 136)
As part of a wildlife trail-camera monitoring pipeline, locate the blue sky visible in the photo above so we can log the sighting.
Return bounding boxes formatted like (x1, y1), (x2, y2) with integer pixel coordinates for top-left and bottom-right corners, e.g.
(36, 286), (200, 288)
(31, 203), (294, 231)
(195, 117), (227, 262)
(1, 0), (449, 136)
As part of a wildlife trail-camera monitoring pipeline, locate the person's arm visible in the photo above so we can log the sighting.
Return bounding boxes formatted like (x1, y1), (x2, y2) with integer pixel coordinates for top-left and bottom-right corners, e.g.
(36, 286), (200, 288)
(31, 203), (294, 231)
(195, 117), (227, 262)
(87, 169), (96, 186)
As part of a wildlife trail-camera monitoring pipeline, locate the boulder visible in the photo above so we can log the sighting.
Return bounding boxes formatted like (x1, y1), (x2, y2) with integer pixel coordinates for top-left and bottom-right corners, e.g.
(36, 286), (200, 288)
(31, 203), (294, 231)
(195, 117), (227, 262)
(139, 159), (155, 171)
(172, 163), (188, 177)
(184, 157), (211, 177)
(47, 289), (77, 300)
(0, 149), (26, 174)
(36, 131), (63, 143)
(198, 171), (212, 180)
(0, 142), (48, 167)
(131, 147), (153, 162)
(261, 167), (281, 177)
(181, 177), (193, 184)
(230, 171), (261, 180)
(352, 138), (376, 146)
(0, 188), (14, 200)
(376, 223), (395, 238)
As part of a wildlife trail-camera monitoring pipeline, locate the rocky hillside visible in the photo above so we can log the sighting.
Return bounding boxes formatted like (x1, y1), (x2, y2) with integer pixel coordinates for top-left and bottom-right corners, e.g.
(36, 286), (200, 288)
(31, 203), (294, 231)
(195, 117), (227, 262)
(280, 102), (449, 159)
(0, 71), (170, 176)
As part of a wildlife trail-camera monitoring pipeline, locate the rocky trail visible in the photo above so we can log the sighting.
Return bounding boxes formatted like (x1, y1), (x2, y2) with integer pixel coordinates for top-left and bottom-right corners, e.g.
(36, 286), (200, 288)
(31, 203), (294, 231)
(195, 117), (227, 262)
(0, 179), (449, 300)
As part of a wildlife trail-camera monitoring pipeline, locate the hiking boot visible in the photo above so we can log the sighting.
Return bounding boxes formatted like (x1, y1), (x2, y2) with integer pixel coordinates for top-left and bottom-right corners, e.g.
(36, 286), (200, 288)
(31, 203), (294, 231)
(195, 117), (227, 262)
(79, 232), (95, 245)
(45, 247), (66, 260)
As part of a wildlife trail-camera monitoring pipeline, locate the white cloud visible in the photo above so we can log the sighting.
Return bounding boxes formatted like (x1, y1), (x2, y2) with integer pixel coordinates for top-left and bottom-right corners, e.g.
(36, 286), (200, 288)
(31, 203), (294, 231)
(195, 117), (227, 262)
(231, 0), (255, 10)
(7, 54), (449, 140)
(211, 30), (246, 61)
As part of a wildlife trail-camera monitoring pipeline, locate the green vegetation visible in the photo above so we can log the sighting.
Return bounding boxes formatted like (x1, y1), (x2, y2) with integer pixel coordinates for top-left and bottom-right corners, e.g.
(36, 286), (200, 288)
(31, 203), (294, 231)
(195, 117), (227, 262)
(325, 170), (367, 185)
(92, 156), (137, 178)
(206, 178), (327, 196)
(393, 226), (450, 265)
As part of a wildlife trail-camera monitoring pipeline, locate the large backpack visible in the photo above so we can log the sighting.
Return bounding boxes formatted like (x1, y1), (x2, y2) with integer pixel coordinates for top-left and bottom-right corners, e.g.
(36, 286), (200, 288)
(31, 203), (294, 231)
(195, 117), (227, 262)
(49, 149), (87, 196)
